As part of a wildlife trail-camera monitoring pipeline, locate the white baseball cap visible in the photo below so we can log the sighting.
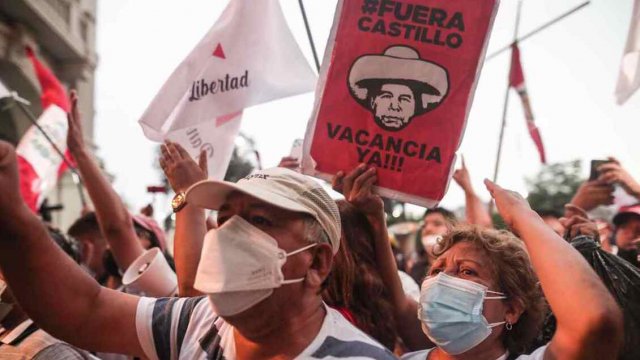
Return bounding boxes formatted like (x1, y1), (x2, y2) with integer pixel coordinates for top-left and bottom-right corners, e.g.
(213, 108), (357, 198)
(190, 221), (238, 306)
(185, 167), (341, 254)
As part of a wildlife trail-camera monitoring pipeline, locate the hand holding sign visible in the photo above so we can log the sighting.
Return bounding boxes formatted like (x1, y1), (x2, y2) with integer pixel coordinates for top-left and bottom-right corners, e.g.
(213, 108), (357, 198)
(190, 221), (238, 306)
(332, 164), (384, 222)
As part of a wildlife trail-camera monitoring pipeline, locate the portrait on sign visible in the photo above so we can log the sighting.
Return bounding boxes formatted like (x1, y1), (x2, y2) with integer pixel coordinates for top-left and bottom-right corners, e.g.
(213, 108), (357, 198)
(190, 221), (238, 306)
(348, 45), (449, 132)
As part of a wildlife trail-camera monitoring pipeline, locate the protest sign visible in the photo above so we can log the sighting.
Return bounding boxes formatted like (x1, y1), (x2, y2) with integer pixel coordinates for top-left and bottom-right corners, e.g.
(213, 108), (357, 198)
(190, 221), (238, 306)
(302, 0), (499, 207)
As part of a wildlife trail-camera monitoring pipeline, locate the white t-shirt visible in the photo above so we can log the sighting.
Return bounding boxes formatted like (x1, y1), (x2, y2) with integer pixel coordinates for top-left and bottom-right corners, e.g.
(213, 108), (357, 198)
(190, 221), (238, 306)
(136, 296), (396, 360)
(401, 345), (547, 360)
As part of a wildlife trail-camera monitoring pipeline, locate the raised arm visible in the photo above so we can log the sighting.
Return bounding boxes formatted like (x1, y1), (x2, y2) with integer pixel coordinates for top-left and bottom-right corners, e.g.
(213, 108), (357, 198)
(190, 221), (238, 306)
(485, 180), (623, 359)
(452, 156), (492, 228)
(598, 157), (640, 200)
(0, 141), (143, 356)
(159, 141), (208, 296)
(333, 165), (429, 350)
(67, 91), (143, 269)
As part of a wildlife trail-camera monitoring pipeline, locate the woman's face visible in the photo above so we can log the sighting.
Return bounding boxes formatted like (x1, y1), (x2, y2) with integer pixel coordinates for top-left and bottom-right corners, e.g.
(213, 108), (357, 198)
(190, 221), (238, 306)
(428, 241), (508, 344)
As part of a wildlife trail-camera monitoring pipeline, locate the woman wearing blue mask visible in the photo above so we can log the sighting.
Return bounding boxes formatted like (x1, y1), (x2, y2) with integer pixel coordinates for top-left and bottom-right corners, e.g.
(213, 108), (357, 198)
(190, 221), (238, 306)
(333, 166), (623, 359)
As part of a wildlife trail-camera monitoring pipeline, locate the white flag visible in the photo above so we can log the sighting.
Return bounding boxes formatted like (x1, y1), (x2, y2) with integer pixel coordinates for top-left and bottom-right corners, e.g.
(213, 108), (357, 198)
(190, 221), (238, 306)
(616, 0), (640, 105)
(165, 112), (242, 180)
(139, 0), (316, 140)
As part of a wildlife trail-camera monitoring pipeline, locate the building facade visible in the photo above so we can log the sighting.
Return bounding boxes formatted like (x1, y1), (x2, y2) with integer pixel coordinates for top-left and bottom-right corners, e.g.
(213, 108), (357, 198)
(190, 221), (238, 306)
(0, 0), (97, 229)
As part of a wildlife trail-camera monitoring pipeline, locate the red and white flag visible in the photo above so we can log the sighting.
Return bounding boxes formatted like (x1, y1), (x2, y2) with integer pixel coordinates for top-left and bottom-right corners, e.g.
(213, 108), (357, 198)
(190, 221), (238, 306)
(138, 0), (316, 179)
(509, 43), (546, 164)
(616, 0), (640, 105)
(17, 47), (72, 212)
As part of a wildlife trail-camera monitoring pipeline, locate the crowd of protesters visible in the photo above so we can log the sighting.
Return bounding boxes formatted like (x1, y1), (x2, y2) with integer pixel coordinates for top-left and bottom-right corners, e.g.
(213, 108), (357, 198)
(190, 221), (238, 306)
(0, 91), (638, 359)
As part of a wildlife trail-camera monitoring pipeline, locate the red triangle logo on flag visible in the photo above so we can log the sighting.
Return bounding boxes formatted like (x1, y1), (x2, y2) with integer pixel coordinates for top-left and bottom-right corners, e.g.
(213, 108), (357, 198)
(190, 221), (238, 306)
(213, 43), (226, 59)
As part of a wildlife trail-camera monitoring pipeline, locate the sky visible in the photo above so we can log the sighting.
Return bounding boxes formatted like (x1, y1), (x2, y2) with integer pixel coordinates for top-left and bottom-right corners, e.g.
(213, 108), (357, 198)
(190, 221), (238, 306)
(94, 0), (640, 222)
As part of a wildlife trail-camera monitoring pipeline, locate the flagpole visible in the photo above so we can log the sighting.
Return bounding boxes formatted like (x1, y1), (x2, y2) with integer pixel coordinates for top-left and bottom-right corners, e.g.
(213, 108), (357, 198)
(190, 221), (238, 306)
(297, 0), (321, 72)
(486, 1), (590, 60)
(11, 97), (87, 207)
(491, 0), (524, 184)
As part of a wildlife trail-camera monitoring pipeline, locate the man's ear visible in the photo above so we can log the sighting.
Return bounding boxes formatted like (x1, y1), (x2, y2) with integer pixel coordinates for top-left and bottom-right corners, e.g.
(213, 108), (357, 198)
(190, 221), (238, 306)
(305, 243), (333, 289)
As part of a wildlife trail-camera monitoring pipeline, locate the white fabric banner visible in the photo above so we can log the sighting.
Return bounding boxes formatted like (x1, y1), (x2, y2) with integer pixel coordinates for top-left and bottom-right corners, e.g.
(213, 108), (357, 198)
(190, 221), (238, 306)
(616, 0), (640, 105)
(138, 0), (316, 140)
(165, 112), (242, 180)
(16, 105), (69, 199)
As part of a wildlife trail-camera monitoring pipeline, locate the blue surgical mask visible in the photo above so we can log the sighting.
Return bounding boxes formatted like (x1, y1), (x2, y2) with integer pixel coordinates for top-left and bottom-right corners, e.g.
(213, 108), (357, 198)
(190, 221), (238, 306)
(418, 272), (507, 355)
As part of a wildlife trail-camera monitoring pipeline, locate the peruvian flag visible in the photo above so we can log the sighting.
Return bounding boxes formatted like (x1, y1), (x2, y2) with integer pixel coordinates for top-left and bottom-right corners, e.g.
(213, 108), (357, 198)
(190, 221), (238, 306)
(510, 43), (547, 164)
(138, 0), (316, 179)
(17, 47), (72, 212)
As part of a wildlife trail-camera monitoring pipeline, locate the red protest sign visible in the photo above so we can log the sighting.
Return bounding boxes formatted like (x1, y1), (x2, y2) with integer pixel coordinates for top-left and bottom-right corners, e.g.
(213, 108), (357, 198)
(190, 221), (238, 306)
(302, 0), (499, 207)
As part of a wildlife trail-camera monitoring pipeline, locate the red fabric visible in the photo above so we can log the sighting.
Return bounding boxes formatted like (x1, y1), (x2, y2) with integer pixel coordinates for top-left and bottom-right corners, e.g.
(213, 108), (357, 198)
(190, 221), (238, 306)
(17, 155), (40, 212)
(306, 0), (499, 205)
(26, 46), (75, 176)
(509, 43), (525, 89)
(527, 121), (546, 164)
(57, 150), (76, 177)
(509, 43), (546, 164)
(18, 46), (72, 209)
(25, 46), (70, 112)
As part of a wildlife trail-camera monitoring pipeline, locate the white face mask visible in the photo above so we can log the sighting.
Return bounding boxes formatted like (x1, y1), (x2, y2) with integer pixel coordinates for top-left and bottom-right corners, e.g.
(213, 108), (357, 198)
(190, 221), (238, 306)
(0, 279), (14, 323)
(194, 215), (316, 316)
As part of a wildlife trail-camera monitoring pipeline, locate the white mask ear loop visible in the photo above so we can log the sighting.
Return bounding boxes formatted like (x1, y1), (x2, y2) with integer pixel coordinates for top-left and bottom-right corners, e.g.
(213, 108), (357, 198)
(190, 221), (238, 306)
(281, 243), (318, 285)
(485, 290), (507, 300)
(485, 290), (508, 329)
(488, 321), (506, 328)
(285, 243), (317, 257)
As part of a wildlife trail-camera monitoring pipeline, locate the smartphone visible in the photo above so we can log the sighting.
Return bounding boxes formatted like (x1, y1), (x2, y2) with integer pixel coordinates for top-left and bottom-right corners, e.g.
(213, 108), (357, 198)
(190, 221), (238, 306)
(589, 160), (612, 181)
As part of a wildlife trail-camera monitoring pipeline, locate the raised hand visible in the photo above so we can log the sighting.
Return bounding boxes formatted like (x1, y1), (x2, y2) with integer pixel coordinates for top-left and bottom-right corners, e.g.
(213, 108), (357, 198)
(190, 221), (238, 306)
(332, 164), (383, 220)
(66, 90), (86, 154)
(598, 157), (640, 199)
(159, 141), (207, 194)
(484, 179), (533, 230)
(569, 180), (614, 211)
(452, 155), (472, 192)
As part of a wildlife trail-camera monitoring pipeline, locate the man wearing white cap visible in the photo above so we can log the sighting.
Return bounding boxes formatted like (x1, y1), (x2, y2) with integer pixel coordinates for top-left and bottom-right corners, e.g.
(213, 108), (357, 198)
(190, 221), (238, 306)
(348, 45), (449, 132)
(0, 138), (395, 359)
